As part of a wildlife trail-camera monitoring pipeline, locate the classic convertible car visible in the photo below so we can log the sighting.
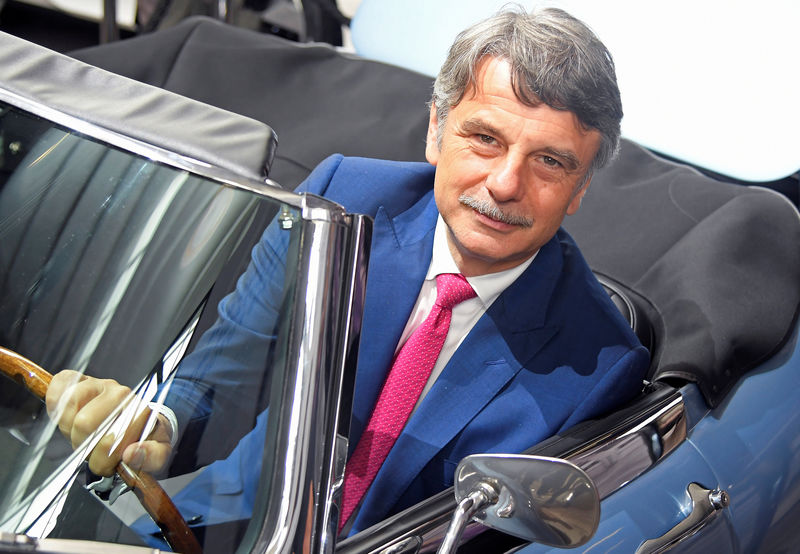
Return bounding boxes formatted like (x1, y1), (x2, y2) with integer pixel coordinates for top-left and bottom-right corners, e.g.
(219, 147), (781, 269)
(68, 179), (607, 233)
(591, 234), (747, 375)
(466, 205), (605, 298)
(0, 10), (798, 554)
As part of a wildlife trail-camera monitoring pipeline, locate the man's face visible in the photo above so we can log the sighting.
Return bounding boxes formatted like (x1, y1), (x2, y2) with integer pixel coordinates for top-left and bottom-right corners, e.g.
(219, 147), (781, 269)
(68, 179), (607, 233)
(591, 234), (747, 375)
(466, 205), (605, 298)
(426, 57), (602, 277)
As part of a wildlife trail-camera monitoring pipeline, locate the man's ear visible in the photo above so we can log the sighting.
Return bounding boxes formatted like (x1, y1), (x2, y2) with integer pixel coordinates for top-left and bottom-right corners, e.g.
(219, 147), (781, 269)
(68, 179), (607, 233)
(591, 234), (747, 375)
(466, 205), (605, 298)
(566, 175), (591, 215)
(425, 103), (440, 166)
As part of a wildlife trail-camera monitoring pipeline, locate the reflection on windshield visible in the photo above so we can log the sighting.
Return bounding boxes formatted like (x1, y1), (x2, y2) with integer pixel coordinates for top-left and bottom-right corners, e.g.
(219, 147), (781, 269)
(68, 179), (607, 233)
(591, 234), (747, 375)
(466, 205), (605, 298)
(0, 103), (300, 552)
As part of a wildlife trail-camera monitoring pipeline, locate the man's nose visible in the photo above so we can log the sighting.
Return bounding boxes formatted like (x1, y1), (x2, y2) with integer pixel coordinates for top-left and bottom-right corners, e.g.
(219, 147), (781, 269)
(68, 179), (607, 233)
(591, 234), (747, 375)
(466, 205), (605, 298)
(486, 155), (526, 202)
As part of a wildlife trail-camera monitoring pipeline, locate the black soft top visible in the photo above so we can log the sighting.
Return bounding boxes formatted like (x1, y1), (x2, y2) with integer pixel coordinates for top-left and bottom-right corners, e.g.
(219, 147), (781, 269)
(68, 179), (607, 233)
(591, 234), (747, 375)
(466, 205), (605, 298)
(0, 30), (277, 183)
(565, 140), (800, 405)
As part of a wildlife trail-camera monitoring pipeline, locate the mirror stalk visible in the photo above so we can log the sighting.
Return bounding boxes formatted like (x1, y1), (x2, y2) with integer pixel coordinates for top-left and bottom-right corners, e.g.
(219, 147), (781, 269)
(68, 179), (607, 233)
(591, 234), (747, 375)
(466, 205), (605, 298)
(437, 482), (499, 554)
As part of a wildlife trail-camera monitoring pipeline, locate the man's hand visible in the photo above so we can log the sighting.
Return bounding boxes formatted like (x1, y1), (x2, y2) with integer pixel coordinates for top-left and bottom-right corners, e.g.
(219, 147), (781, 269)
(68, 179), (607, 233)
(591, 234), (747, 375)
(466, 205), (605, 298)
(46, 370), (173, 476)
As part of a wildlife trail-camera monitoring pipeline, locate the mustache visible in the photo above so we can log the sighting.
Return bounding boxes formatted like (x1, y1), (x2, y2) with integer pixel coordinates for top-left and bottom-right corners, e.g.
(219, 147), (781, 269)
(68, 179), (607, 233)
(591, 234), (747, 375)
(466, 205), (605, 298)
(458, 194), (533, 228)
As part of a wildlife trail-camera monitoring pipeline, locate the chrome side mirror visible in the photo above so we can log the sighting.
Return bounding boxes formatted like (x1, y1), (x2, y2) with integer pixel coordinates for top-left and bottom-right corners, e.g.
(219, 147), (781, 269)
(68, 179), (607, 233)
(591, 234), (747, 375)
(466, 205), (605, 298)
(438, 454), (600, 553)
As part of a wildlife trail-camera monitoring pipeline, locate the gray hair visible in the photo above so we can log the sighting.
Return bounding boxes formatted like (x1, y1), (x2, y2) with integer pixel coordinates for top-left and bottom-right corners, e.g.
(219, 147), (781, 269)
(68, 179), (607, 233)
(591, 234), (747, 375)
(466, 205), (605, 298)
(432, 6), (623, 173)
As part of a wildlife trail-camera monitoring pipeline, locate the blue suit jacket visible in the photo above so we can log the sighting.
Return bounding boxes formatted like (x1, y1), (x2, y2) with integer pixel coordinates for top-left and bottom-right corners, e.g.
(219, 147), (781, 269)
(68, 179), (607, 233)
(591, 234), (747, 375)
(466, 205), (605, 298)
(152, 155), (648, 537)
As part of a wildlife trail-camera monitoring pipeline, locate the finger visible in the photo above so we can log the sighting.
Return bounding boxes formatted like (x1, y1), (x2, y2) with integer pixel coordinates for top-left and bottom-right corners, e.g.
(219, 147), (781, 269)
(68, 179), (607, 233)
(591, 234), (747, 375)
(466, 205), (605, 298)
(48, 374), (107, 441)
(70, 380), (132, 449)
(122, 439), (173, 474)
(87, 404), (162, 476)
(121, 411), (174, 473)
(45, 370), (86, 420)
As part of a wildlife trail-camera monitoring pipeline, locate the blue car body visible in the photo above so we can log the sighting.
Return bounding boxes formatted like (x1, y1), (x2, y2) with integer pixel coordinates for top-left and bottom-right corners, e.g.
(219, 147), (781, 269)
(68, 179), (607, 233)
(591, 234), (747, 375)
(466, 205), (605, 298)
(520, 327), (799, 552)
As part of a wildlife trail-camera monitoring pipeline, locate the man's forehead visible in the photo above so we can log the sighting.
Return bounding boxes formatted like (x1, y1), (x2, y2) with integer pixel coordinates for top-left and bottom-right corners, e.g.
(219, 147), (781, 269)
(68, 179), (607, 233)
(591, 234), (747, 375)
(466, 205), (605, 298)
(456, 57), (600, 143)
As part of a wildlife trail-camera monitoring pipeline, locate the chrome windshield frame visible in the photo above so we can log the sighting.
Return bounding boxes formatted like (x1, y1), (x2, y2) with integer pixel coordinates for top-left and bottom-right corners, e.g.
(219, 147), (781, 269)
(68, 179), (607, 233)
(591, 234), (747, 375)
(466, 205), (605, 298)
(243, 211), (370, 554)
(0, 66), (368, 553)
(0, 85), (326, 215)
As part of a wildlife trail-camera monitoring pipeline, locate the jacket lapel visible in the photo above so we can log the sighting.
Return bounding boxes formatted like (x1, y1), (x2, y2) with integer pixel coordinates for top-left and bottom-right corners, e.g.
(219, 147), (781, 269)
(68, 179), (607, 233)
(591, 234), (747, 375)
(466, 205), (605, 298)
(349, 192), (439, 449)
(355, 236), (565, 525)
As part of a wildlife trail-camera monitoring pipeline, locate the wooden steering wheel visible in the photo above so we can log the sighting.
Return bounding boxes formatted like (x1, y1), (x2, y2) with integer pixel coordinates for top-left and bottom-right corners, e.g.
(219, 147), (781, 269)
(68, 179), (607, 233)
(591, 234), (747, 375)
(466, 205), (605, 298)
(0, 346), (202, 554)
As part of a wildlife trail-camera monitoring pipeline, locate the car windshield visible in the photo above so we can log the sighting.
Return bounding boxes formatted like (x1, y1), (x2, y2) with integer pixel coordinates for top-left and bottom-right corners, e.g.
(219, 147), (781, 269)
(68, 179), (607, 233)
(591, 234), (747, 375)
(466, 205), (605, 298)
(0, 101), (304, 552)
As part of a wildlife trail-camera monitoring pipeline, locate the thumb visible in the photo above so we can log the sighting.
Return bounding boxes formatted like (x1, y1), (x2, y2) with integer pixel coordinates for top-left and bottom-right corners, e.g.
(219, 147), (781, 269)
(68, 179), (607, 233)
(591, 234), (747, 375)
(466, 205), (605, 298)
(122, 440), (172, 473)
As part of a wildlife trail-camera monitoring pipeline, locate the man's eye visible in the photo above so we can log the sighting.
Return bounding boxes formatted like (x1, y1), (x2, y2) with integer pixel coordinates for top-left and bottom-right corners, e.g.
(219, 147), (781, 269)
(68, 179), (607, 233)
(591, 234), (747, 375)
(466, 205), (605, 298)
(477, 134), (495, 144)
(542, 155), (561, 167)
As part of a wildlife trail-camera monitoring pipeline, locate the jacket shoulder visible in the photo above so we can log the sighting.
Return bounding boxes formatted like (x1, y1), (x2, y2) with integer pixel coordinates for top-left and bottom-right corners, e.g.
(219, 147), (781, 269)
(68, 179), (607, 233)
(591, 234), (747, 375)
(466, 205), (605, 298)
(554, 228), (639, 342)
(300, 155), (436, 217)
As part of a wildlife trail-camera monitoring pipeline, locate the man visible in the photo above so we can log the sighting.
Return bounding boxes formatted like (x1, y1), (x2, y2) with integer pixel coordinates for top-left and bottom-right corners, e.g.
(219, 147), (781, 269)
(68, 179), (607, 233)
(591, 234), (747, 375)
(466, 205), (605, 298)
(47, 6), (648, 537)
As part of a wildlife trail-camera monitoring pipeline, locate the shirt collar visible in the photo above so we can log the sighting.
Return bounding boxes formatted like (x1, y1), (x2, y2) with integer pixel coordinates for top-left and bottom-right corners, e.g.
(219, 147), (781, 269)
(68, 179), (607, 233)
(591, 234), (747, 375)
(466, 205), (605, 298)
(426, 215), (537, 307)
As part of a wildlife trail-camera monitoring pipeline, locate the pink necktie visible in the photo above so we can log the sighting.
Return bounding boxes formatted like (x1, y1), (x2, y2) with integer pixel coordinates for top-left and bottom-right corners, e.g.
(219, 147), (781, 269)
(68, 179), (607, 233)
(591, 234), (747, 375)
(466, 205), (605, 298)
(339, 273), (476, 531)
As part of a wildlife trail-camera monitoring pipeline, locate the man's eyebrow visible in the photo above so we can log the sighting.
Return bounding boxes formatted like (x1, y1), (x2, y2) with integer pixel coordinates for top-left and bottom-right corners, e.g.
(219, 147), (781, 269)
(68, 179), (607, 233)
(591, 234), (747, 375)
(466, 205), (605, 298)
(460, 118), (504, 138)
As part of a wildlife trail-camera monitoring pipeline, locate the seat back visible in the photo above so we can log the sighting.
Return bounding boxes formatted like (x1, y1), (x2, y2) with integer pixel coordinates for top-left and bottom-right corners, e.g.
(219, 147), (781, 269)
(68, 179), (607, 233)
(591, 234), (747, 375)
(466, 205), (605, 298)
(596, 275), (654, 357)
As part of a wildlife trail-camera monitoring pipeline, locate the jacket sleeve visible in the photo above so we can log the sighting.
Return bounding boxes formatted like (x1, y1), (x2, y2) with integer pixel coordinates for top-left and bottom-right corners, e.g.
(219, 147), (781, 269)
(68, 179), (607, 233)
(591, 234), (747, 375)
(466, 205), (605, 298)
(163, 155), (345, 470)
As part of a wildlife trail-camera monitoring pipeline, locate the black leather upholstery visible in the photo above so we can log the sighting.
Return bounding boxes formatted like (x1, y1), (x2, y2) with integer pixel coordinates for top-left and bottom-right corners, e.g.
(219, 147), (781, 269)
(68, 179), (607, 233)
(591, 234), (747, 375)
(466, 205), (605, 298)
(597, 275), (654, 356)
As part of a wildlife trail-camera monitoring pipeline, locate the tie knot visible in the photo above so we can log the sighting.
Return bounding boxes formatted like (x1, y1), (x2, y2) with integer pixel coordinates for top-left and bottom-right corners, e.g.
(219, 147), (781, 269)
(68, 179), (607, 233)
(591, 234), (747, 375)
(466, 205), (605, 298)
(434, 273), (476, 309)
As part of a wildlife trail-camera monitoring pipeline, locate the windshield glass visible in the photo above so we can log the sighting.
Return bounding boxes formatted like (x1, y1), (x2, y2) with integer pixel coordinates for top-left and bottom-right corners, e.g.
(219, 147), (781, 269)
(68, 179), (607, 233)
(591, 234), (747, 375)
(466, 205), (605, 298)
(0, 102), (301, 552)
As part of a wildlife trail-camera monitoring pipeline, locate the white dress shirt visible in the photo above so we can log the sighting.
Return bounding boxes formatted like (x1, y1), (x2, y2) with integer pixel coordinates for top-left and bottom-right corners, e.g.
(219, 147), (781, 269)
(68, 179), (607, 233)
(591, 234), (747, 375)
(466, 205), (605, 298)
(400, 216), (537, 409)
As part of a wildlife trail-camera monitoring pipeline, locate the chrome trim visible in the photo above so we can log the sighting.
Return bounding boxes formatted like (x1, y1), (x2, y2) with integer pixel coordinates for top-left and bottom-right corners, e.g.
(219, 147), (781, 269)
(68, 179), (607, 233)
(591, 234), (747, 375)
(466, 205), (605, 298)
(565, 395), (687, 499)
(302, 192), (350, 225)
(0, 86), (345, 220)
(247, 213), (370, 554)
(0, 532), (160, 553)
(635, 483), (730, 553)
(378, 536), (422, 554)
(438, 483), (497, 554)
(321, 214), (371, 552)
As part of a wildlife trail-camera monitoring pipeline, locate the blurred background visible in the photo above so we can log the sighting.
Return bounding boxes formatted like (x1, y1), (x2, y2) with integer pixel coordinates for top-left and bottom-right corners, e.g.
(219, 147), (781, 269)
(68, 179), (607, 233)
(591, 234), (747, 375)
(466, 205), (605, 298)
(0, 0), (360, 52)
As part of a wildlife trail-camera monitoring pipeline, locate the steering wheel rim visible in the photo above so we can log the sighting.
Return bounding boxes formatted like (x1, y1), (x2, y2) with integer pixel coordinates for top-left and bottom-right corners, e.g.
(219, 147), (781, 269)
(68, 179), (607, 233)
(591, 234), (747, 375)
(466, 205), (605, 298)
(0, 345), (202, 554)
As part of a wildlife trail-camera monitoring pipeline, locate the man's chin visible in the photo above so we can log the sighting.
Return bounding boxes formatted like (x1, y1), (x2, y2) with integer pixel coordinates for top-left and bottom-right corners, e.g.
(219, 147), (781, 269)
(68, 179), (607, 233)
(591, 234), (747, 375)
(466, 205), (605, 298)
(454, 243), (533, 275)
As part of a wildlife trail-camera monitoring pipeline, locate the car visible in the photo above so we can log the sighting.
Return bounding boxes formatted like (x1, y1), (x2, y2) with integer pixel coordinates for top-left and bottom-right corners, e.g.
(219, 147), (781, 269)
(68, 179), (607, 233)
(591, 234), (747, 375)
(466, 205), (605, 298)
(0, 10), (798, 554)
